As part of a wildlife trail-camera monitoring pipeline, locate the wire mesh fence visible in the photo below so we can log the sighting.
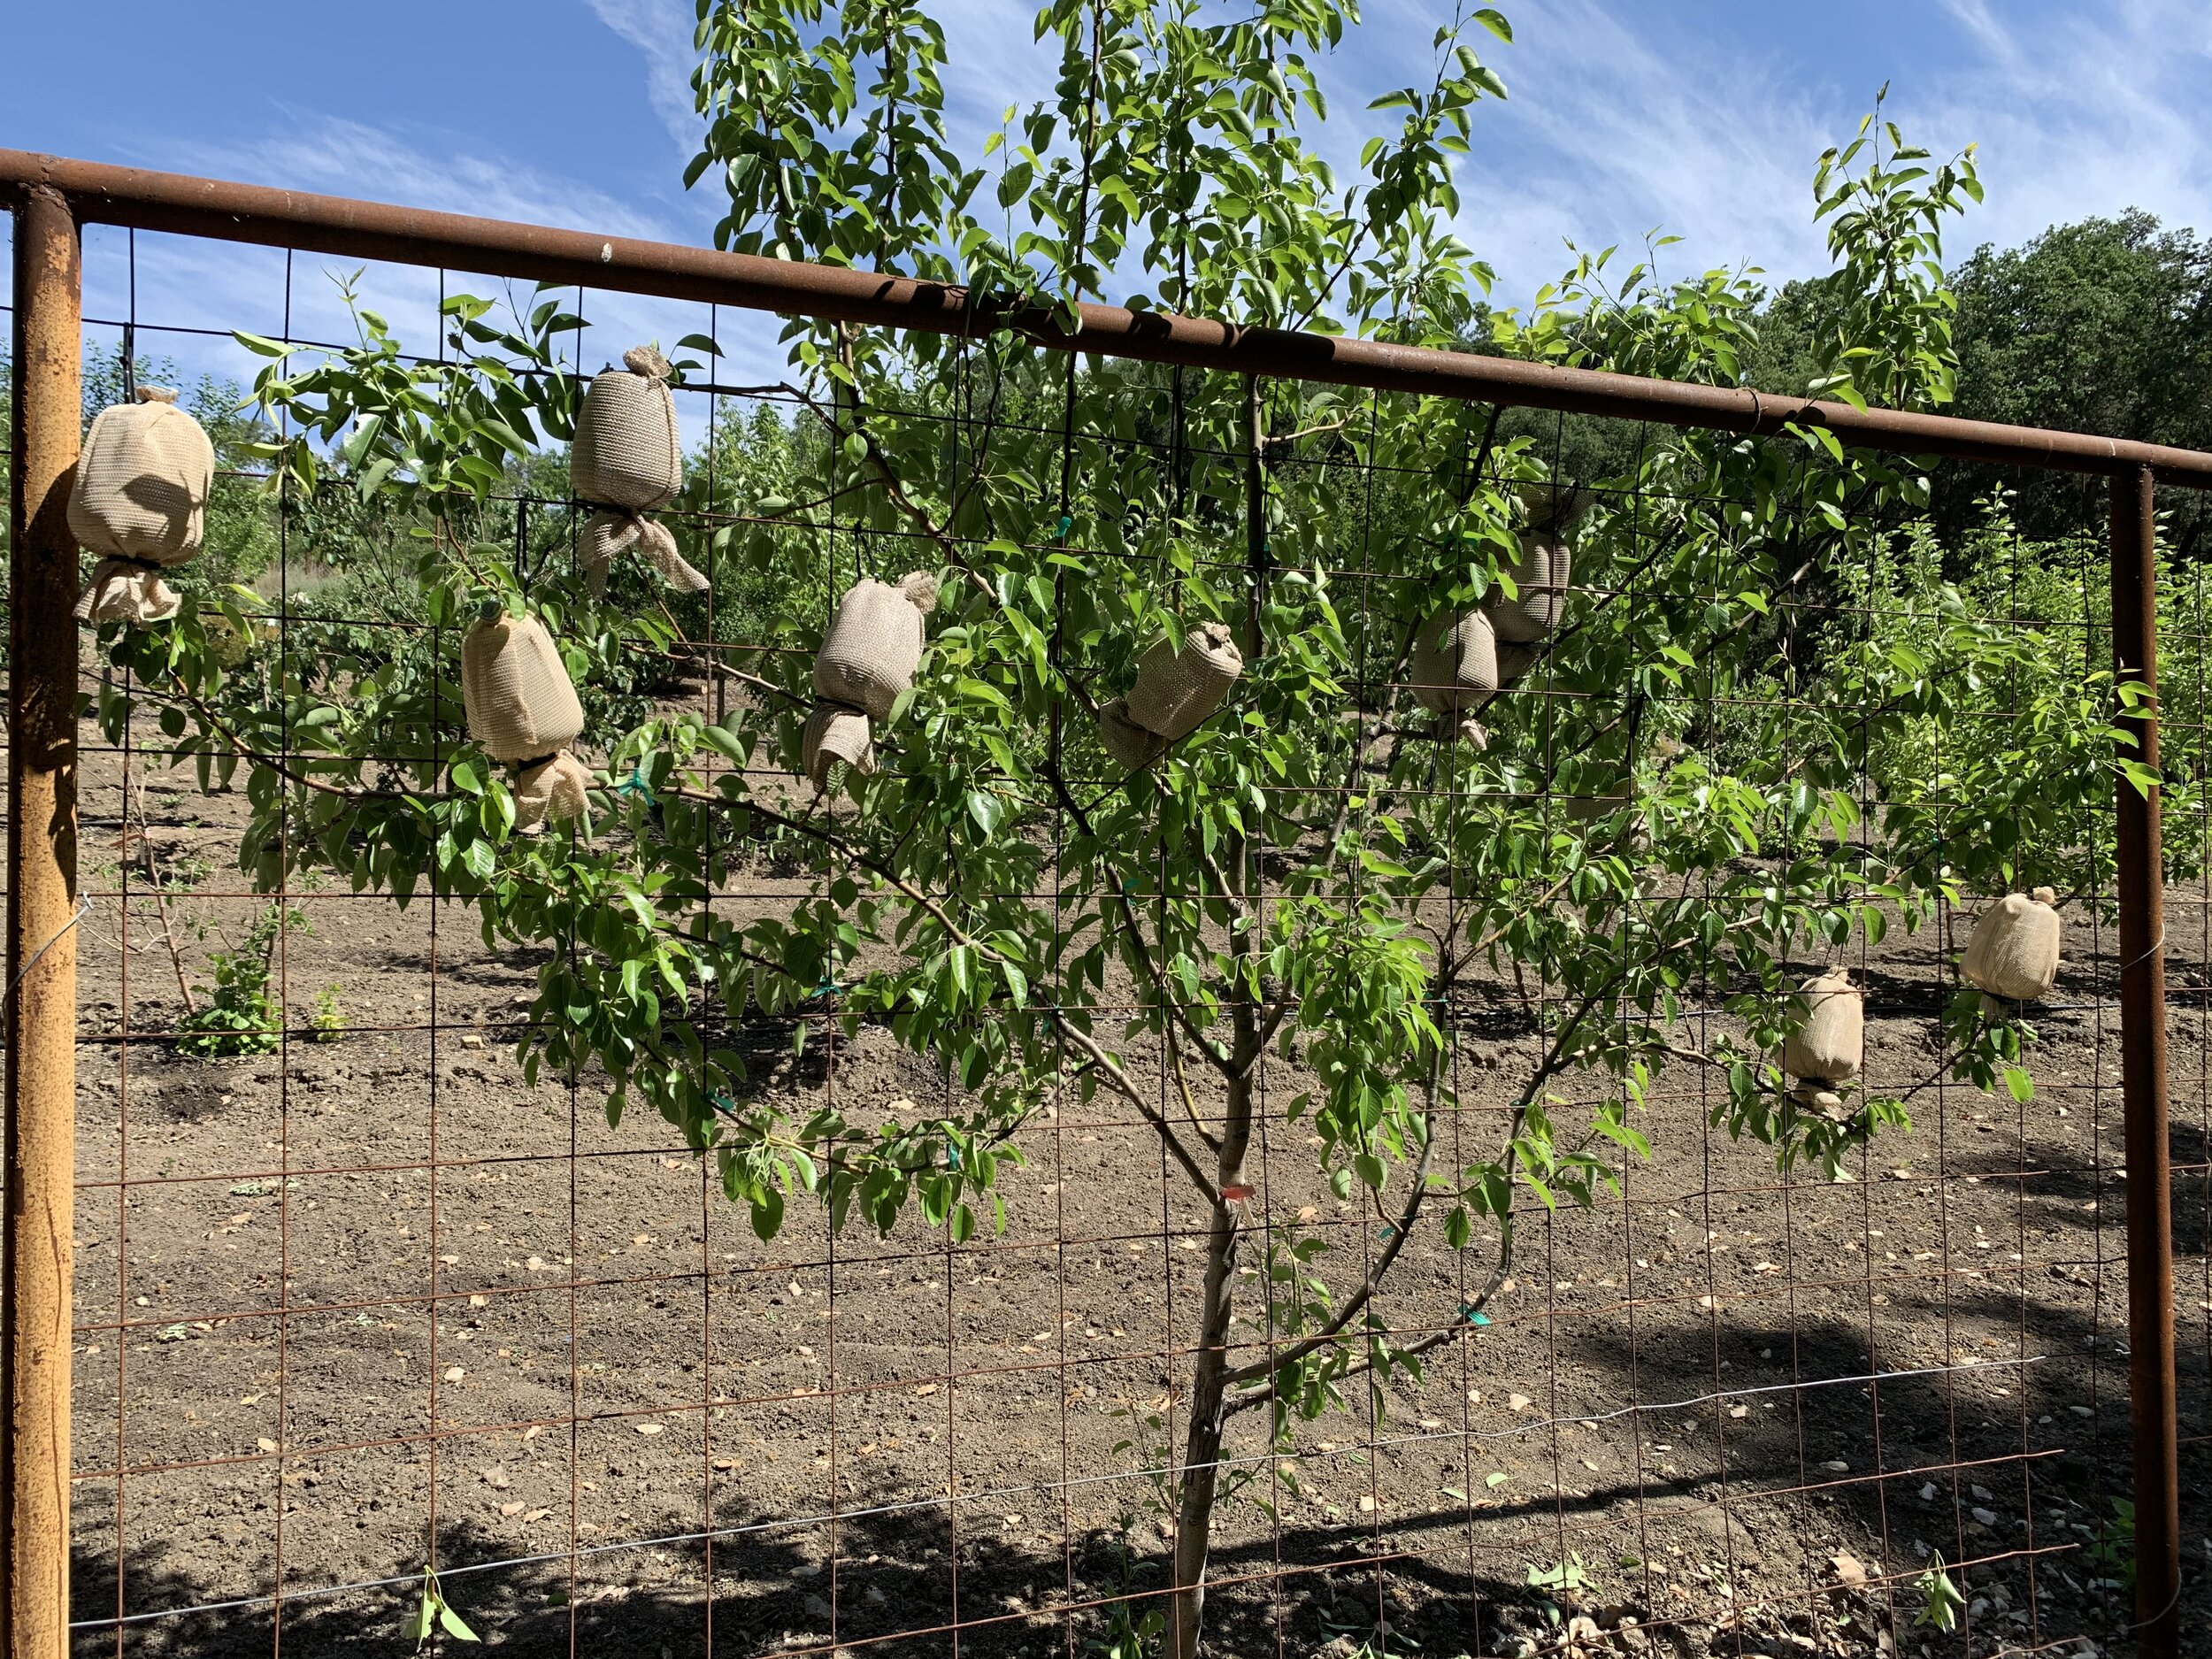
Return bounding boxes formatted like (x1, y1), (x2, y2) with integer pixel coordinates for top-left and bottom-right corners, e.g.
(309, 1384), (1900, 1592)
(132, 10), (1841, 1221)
(5, 180), (2209, 1659)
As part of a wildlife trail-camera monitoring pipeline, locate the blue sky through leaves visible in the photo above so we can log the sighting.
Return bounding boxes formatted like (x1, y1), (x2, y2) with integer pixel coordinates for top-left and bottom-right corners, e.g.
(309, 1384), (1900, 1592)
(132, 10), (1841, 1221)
(6, 0), (2207, 402)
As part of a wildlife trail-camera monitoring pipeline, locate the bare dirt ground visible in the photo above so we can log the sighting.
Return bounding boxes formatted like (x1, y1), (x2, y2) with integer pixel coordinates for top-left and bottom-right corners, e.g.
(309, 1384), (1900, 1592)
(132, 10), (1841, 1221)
(42, 692), (2212, 1659)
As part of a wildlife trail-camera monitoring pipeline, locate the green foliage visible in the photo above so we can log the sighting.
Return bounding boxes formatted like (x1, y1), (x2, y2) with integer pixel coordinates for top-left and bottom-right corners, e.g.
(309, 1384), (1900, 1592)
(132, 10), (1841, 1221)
(1525, 1552), (1595, 1626)
(1914, 1550), (1964, 1632)
(1948, 212), (2212, 549)
(308, 983), (347, 1043)
(405, 1568), (480, 1648)
(2089, 1495), (2137, 1590)
(177, 904), (303, 1059)
(1802, 87), (1981, 411)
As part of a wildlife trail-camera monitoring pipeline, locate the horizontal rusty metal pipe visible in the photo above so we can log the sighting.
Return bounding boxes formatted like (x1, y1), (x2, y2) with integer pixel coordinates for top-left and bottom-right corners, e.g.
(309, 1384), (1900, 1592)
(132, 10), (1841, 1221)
(7, 147), (2212, 488)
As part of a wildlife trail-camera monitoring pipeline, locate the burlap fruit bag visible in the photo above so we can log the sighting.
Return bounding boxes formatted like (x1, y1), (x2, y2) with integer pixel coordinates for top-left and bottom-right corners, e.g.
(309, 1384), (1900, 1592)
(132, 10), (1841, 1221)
(1495, 642), (1542, 687)
(1124, 622), (1242, 741)
(795, 572), (939, 797)
(803, 704), (877, 796)
(460, 611), (593, 832)
(1484, 483), (1591, 645)
(572, 346), (709, 595)
(813, 572), (940, 719)
(1408, 606), (1499, 746)
(1780, 968), (1863, 1087)
(1098, 620), (1242, 771)
(1098, 699), (1170, 769)
(71, 387), (217, 624)
(1962, 887), (2062, 1002)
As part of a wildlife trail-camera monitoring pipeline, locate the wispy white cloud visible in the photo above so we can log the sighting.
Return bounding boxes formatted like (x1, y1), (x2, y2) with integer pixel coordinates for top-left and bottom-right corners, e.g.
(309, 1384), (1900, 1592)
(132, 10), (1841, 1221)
(1426, 0), (2212, 310)
(1902, 0), (2212, 260)
(581, 0), (706, 153)
(161, 112), (680, 242)
(75, 114), (795, 434)
(1426, 0), (1837, 306)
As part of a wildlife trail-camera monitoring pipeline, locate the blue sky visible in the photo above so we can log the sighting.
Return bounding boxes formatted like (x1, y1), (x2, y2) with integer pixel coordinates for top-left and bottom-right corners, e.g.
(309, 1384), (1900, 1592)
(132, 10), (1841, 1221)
(6, 0), (2209, 406)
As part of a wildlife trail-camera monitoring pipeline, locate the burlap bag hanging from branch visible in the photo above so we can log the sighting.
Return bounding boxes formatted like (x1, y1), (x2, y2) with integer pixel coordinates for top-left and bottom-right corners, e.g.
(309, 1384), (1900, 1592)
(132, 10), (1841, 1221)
(1098, 699), (1170, 770)
(1124, 622), (1243, 741)
(795, 572), (939, 798)
(1962, 887), (2062, 1003)
(813, 572), (940, 720)
(1099, 619), (1243, 771)
(460, 610), (593, 833)
(803, 704), (877, 797)
(70, 388), (216, 625)
(572, 346), (709, 595)
(1407, 606), (1498, 747)
(1780, 968), (1863, 1102)
(1485, 482), (1591, 645)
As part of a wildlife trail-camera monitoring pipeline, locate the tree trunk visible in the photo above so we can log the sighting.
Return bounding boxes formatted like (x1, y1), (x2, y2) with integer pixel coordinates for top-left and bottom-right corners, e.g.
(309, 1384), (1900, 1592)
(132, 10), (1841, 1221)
(1167, 370), (1270, 1657)
(1169, 1069), (1252, 1659)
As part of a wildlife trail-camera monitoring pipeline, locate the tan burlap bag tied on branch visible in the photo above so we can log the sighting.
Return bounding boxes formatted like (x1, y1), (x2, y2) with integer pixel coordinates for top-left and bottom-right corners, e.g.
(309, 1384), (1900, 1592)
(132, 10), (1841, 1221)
(1963, 887), (2062, 1007)
(71, 387), (217, 625)
(1408, 606), (1499, 748)
(572, 346), (709, 596)
(460, 609), (594, 833)
(1099, 619), (1243, 771)
(1484, 481), (1592, 648)
(1781, 966), (1863, 1116)
(800, 572), (940, 796)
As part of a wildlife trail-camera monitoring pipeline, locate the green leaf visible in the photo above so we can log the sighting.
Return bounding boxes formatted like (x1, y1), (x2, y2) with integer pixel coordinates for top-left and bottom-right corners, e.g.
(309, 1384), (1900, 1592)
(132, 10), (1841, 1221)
(437, 1602), (480, 1643)
(750, 1185), (786, 1241)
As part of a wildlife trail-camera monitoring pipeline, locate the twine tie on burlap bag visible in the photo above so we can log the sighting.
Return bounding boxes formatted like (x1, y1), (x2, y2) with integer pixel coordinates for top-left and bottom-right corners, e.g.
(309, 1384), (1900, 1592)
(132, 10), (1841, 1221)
(799, 572), (939, 798)
(70, 386), (217, 625)
(572, 346), (709, 595)
(460, 609), (594, 833)
(1100, 619), (1243, 771)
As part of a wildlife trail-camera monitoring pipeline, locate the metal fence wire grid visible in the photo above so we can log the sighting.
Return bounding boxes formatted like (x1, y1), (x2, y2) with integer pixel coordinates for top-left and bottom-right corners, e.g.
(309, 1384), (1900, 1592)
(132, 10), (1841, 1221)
(5, 150), (2212, 1659)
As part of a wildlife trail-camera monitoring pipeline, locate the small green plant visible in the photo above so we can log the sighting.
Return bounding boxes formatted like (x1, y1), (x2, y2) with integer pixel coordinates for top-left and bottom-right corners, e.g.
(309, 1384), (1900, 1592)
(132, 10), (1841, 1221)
(406, 1567), (479, 1649)
(1525, 1554), (1595, 1627)
(1915, 1551), (1964, 1632)
(2089, 1496), (2137, 1589)
(178, 904), (303, 1058)
(307, 983), (347, 1042)
(1088, 1515), (1166, 1659)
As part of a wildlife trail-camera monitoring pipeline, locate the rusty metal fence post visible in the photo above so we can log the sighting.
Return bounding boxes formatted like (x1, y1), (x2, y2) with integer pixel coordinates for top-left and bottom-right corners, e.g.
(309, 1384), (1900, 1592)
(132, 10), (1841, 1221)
(4, 183), (81, 1659)
(2112, 463), (2180, 1659)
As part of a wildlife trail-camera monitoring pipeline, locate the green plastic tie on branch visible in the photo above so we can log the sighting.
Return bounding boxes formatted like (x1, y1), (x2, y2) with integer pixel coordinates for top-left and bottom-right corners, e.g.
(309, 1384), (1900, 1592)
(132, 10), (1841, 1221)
(1461, 1306), (1491, 1327)
(614, 762), (656, 806)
